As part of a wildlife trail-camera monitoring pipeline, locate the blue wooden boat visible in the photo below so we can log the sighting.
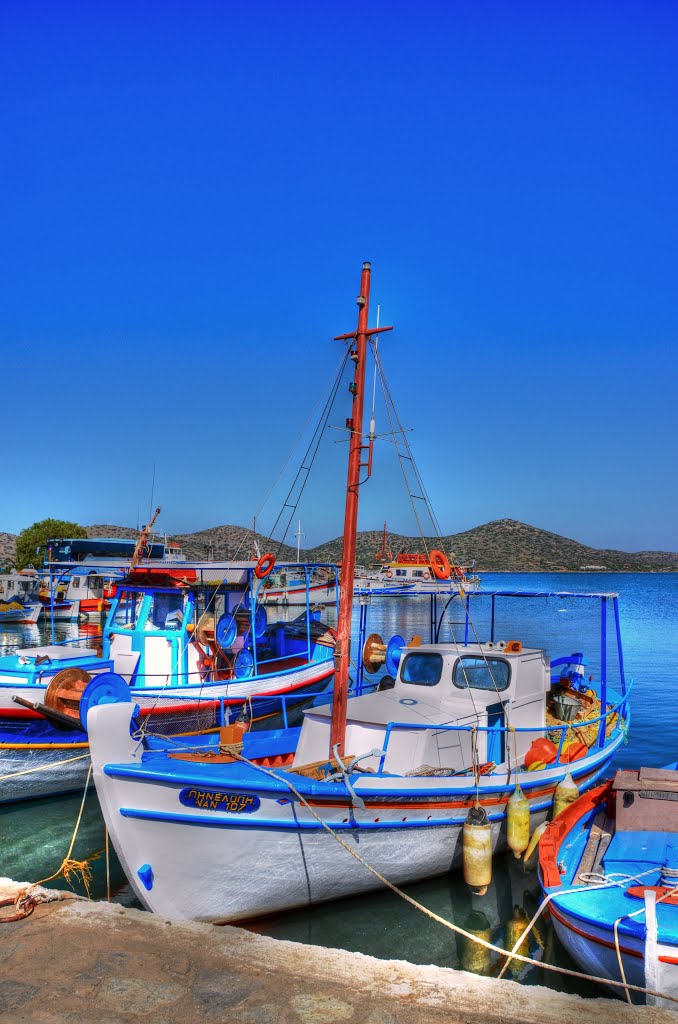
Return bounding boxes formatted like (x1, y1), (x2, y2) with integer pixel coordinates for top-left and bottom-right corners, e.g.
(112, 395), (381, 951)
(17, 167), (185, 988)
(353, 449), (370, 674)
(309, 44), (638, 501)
(539, 765), (678, 1005)
(0, 560), (338, 803)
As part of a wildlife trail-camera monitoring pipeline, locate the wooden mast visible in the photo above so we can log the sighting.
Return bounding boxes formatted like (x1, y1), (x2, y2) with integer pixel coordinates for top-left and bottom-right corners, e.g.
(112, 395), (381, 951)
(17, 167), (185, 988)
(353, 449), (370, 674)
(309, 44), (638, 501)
(130, 506), (161, 570)
(330, 263), (392, 756)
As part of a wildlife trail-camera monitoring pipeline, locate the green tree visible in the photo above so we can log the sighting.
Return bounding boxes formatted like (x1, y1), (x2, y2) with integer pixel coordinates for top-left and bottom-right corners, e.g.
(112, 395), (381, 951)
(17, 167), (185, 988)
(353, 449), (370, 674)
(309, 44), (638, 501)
(15, 519), (87, 570)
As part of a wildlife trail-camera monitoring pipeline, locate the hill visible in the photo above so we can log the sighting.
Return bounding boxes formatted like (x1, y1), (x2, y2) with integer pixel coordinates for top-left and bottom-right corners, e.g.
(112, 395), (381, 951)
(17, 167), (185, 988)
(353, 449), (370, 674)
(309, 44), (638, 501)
(0, 533), (16, 565)
(304, 519), (678, 572)
(0, 518), (677, 571)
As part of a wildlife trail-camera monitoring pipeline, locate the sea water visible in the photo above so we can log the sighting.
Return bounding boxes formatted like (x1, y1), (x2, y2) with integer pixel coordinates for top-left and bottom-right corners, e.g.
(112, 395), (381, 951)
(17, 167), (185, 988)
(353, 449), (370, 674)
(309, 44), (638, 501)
(1, 572), (676, 994)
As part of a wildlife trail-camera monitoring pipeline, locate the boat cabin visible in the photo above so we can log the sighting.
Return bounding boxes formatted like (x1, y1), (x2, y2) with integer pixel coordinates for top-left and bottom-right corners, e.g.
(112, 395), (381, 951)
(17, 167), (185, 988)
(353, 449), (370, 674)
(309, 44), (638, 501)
(0, 572), (38, 603)
(294, 640), (549, 774)
(102, 564), (335, 688)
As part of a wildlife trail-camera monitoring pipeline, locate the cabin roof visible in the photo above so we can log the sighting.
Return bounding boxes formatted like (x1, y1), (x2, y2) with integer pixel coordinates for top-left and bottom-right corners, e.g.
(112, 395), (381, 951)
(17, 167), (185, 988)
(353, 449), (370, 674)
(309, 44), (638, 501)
(304, 689), (463, 727)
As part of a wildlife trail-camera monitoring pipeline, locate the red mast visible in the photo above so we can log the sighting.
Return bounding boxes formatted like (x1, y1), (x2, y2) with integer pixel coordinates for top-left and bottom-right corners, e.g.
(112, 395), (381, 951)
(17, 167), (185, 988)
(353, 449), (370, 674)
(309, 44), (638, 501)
(331, 262), (393, 756)
(376, 522), (391, 563)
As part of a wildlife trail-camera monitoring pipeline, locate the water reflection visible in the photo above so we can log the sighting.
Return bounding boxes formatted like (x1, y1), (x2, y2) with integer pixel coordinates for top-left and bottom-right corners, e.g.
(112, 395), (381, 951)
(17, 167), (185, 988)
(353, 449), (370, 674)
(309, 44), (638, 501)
(0, 789), (138, 906)
(244, 851), (603, 996)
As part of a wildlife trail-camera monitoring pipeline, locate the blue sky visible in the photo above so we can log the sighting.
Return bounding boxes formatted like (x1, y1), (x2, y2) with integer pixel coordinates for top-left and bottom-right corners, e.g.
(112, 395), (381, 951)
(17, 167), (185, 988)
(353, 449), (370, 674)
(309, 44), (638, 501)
(1, 1), (677, 551)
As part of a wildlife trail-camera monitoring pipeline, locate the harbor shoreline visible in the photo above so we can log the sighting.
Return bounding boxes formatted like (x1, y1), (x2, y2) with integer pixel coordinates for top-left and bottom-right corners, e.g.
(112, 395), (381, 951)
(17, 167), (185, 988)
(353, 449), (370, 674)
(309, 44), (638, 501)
(0, 880), (674, 1023)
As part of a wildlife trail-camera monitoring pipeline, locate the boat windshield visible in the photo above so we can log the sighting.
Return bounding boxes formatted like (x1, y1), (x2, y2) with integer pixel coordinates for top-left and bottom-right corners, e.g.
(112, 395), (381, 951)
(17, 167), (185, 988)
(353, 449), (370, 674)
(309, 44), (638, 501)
(400, 652), (443, 686)
(453, 656), (510, 691)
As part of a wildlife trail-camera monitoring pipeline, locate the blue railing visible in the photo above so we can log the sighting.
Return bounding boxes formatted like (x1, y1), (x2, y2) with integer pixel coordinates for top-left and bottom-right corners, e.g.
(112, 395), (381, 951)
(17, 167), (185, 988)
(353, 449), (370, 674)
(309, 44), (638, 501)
(374, 681), (632, 775)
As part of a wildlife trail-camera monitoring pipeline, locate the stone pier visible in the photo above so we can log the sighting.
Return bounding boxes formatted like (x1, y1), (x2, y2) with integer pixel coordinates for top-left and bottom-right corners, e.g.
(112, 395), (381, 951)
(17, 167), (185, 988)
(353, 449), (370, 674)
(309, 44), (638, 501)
(0, 880), (674, 1023)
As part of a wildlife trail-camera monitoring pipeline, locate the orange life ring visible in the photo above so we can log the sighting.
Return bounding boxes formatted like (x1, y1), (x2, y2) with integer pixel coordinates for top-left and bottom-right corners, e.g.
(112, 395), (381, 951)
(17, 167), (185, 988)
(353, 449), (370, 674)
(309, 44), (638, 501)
(452, 565), (466, 580)
(255, 552), (275, 579)
(429, 549), (451, 580)
(385, 569), (393, 579)
(422, 571), (431, 580)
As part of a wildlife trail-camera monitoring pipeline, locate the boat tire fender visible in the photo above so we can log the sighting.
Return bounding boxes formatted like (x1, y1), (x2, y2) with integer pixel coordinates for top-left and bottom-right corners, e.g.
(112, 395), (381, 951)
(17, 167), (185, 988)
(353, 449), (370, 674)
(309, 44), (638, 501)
(255, 553), (276, 580)
(430, 549), (451, 580)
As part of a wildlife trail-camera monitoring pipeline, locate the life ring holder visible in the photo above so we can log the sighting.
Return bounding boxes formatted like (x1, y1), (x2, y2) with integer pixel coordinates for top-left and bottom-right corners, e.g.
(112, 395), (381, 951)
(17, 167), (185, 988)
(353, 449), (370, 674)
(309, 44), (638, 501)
(429, 549), (451, 581)
(255, 552), (276, 580)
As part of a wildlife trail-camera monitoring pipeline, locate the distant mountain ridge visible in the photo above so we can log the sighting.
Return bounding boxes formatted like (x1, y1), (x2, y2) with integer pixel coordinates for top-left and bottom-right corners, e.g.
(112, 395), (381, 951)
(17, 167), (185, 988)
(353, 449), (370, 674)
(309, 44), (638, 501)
(0, 518), (677, 571)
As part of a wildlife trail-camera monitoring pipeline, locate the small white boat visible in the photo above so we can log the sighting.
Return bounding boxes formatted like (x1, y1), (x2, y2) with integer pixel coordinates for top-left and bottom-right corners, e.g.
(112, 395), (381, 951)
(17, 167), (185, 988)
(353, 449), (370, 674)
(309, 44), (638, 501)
(0, 572), (42, 621)
(258, 569), (338, 606)
(0, 599), (41, 625)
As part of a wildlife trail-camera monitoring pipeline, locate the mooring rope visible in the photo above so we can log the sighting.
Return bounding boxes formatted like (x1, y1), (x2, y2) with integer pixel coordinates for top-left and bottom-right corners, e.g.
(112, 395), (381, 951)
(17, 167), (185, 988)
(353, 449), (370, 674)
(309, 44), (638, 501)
(33, 765), (95, 896)
(0, 752), (90, 780)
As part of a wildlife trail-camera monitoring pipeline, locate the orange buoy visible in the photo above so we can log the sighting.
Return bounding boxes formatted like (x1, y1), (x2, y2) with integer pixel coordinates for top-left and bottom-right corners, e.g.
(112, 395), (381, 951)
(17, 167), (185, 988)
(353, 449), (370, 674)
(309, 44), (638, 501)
(561, 740), (588, 763)
(524, 737), (557, 769)
(429, 549), (451, 580)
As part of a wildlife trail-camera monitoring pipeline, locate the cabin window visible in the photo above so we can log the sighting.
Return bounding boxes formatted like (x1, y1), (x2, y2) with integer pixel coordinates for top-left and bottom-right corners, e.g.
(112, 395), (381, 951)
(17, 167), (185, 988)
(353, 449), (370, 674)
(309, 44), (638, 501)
(395, 569), (407, 577)
(400, 652), (443, 686)
(453, 657), (510, 692)
(112, 591), (143, 627)
(71, 578), (80, 589)
(149, 593), (184, 630)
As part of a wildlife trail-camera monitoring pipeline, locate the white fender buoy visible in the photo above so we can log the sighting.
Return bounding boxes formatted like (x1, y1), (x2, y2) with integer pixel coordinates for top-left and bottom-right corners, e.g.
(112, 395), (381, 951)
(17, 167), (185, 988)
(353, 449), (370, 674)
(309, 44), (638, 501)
(463, 805), (492, 896)
(507, 784), (530, 859)
(553, 770), (579, 820)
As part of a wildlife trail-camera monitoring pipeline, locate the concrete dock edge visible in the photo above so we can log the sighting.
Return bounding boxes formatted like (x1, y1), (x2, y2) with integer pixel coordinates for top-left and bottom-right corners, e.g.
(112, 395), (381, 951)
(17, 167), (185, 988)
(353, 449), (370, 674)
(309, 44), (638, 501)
(0, 880), (674, 1023)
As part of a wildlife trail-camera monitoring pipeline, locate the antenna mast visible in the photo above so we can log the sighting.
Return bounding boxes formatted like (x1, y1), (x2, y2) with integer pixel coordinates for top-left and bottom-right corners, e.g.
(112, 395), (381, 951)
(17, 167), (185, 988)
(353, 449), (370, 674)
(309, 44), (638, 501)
(331, 263), (393, 756)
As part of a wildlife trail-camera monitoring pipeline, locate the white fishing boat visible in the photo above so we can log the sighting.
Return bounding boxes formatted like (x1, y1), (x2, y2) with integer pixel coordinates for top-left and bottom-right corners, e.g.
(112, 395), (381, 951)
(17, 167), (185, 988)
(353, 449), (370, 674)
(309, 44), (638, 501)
(0, 561), (336, 723)
(355, 526), (480, 594)
(86, 262), (631, 923)
(0, 556), (339, 803)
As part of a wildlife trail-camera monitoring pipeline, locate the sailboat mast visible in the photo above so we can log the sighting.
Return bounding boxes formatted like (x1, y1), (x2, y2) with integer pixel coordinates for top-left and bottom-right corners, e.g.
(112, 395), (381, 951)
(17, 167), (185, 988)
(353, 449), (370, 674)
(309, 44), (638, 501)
(330, 262), (392, 755)
(330, 263), (372, 753)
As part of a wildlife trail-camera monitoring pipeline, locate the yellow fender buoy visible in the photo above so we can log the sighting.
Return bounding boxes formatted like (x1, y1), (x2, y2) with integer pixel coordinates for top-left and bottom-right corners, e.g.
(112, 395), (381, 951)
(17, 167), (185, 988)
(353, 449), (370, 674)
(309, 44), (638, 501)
(507, 784), (530, 859)
(523, 821), (548, 871)
(463, 805), (492, 896)
(552, 770), (579, 820)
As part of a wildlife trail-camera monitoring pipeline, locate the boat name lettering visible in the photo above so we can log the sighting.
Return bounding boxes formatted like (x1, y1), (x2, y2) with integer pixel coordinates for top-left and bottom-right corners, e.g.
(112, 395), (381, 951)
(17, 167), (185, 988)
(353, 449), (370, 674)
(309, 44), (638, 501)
(639, 790), (678, 802)
(179, 789), (261, 813)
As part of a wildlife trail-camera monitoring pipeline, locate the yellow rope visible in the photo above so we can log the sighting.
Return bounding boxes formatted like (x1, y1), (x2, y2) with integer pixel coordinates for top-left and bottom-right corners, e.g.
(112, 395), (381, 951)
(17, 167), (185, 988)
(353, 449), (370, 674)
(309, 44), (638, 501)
(105, 827), (111, 903)
(32, 766), (94, 897)
(234, 751), (678, 1004)
(0, 753), (90, 780)
(0, 742), (89, 750)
